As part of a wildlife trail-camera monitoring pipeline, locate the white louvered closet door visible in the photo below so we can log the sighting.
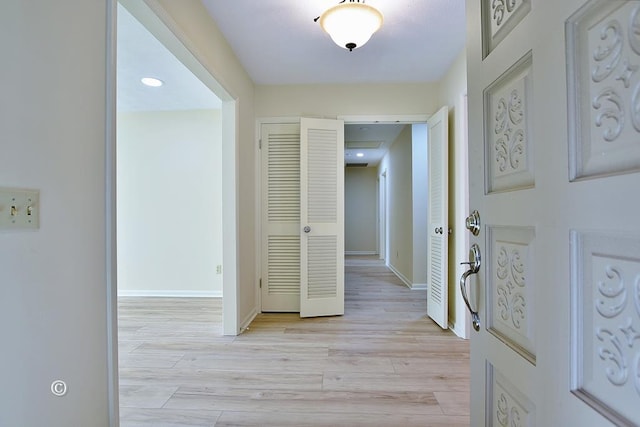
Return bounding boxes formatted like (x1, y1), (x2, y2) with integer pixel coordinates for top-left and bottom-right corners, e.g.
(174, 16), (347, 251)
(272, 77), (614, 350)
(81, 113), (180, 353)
(426, 106), (449, 329)
(261, 123), (301, 312)
(300, 118), (345, 318)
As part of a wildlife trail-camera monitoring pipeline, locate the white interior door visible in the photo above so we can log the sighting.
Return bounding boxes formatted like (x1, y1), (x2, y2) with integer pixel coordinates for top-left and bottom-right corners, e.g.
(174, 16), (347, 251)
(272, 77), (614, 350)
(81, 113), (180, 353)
(300, 117), (345, 318)
(379, 170), (387, 261)
(260, 123), (301, 312)
(466, 0), (640, 425)
(427, 106), (449, 329)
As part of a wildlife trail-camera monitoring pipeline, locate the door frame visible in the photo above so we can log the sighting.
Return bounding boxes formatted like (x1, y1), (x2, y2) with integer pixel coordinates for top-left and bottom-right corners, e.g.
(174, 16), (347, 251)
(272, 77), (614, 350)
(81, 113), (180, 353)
(254, 113), (470, 335)
(255, 115), (429, 313)
(342, 113), (469, 338)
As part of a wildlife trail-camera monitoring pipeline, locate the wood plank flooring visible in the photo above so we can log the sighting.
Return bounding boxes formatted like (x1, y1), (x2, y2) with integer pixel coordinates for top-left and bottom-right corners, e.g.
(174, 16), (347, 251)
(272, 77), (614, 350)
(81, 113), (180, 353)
(118, 256), (470, 426)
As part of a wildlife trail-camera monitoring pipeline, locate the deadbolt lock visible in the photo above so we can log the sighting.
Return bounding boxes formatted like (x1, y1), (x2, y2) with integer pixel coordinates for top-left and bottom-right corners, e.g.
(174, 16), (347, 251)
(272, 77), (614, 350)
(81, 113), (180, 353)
(465, 210), (481, 236)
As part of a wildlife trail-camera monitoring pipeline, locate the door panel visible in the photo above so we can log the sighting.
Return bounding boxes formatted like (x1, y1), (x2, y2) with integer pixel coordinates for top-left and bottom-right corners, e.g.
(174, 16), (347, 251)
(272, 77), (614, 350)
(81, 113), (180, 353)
(261, 123), (301, 312)
(567, 4), (640, 424)
(486, 363), (536, 426)
(486, 226), (536, 364)
(483, 51), (534, 194)
(300, 118), (345, 318)
(467, 0), (640, 425)
(571, 231), (640, 425)
(567, 1), (640, 180)
(427, 106), (449, 329)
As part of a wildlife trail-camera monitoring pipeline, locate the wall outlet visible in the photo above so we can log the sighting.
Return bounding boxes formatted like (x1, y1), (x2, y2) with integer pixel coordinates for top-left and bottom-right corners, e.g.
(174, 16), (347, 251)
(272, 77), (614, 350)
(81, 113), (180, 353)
(0, 187), (40, 230)
(216, 265), (222, 274)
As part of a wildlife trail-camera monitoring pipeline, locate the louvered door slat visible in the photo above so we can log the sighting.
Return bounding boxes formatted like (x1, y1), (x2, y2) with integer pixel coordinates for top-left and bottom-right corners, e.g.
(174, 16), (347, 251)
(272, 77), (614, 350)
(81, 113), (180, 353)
(307, 236), (338, 299)
(261, 123), (301, 312)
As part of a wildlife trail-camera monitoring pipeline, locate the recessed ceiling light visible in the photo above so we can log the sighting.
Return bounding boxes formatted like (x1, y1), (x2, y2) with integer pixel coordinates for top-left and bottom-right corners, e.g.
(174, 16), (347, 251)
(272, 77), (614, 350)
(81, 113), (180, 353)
(141, 77), (163, 87)
(356, 152), (364, 157)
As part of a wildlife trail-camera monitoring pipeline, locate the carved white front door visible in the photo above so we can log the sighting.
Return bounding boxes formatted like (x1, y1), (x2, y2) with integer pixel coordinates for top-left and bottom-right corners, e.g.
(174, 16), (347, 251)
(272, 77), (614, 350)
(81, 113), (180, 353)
(466, 0), (640, 425)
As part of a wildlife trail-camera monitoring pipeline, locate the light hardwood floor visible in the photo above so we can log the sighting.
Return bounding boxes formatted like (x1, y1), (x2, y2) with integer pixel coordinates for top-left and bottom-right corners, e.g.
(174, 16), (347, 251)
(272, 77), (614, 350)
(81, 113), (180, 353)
(118, 256), (470, 426)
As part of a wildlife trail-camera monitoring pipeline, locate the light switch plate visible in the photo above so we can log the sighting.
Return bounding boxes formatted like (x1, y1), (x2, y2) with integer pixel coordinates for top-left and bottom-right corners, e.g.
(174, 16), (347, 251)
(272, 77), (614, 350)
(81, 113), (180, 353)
(0, 187), (40, 230)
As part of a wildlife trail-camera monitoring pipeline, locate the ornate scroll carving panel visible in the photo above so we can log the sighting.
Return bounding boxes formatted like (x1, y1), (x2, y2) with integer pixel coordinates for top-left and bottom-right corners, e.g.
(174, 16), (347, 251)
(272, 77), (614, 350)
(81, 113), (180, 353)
(487, 226), (536, 364)
(482, 0), (531, 58)
(567, 1), (640, 180)
(571, 231), (640, 426)
(486, 362), (536, 427)
(484, 52), (534, 194)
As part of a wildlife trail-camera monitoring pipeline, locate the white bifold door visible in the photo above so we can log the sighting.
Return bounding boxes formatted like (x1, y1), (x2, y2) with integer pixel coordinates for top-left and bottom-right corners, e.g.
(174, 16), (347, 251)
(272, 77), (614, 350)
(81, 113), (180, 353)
(261, 118), (345, 317)
(465, 0), (640, 425)
(426, 106), (449, 329)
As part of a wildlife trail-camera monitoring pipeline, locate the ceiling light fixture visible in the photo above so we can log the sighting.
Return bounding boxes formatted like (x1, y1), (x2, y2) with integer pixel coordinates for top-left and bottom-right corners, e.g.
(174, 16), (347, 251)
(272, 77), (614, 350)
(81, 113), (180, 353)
(315, 0), (383, 52)
(140, 77), (163, 87)
(356, 152), (365, 157)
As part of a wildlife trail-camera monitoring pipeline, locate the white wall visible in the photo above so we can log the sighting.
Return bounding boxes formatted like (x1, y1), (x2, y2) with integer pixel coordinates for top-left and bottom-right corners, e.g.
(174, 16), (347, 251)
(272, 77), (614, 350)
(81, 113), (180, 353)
(378, 125), (414, 285)
(345, 167), (378, 254)
(411, 124), (429, 288)
(117, 110), (223, 296)
(255, 83), (440, 117)
(1, 0), (257, 424)
(438, 50), (469, 338)
(0, 1), (113, 425)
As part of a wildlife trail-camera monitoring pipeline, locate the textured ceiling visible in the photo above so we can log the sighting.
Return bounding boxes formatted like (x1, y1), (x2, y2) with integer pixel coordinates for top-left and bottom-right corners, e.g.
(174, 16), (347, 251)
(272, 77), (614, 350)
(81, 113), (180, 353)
(117, 2), (460, 165)
(117, 3), (221, 113)
(344, 123), (406, 166)
(201, 0), (466, 85)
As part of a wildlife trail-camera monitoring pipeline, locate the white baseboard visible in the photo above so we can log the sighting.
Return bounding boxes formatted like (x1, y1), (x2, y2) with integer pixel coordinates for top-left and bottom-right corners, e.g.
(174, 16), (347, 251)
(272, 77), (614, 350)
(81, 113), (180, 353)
(345, 251), (378, 255)
(239, 307), (259, 335)
(387, 263), (411, 289)
(117, 290), (222, 298)
(411, 282), (428, 291)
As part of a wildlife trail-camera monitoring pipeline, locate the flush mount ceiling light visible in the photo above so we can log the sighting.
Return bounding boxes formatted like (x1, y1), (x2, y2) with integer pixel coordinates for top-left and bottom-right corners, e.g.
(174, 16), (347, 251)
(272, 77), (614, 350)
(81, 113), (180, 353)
(315, 0), (383, 52)
(140, 77), (163, 87)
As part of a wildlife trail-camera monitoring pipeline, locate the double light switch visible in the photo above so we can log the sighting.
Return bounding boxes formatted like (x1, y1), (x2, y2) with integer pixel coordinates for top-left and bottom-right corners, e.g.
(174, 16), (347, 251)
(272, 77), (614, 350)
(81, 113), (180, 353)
(0, 187), (40, 230)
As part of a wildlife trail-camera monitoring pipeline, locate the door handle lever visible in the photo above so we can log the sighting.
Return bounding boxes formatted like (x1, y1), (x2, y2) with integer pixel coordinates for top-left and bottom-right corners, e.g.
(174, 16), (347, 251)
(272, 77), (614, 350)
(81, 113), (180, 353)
(460, 243), (481, 331)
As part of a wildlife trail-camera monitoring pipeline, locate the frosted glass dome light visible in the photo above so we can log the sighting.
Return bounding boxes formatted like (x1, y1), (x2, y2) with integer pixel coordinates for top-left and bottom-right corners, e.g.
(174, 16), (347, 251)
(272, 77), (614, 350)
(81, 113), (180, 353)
(319, 1), (383, 51)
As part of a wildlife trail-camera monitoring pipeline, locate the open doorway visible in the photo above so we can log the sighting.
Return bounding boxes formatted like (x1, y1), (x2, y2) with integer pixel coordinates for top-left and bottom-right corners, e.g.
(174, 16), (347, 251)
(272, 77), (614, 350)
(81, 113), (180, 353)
(343, 121), (428, 291)
(116, 3), (223, 300)
(344, 123), (404, 262)
(342, 109), (470, 339)
(114, 0), (239, 333)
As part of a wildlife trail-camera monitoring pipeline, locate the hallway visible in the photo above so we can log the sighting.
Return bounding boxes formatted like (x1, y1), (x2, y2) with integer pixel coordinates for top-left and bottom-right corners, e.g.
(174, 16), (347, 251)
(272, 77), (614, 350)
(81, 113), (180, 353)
(118, 256), (470, 426)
